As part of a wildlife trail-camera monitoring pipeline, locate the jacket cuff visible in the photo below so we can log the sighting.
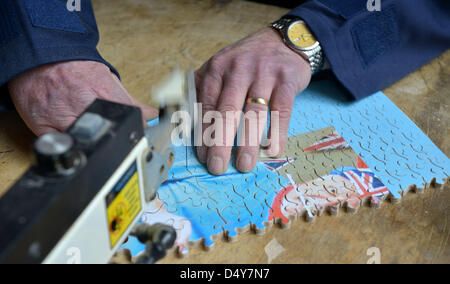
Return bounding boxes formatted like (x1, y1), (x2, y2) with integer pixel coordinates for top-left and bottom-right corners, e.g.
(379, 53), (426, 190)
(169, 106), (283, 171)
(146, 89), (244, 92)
(286, 0), (450, 100)
(0, 45), (119, 89)
(287, 1), (373, 100)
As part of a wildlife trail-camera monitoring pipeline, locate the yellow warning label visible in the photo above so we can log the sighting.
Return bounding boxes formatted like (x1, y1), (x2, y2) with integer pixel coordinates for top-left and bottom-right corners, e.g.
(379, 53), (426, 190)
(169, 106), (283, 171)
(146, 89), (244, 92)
(106, 163), (141, 248)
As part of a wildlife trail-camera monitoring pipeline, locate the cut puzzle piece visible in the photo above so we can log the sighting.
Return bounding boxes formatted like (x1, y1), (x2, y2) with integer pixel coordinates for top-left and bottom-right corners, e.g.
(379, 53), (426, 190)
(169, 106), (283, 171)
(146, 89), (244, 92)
(122, 80), (449, 257)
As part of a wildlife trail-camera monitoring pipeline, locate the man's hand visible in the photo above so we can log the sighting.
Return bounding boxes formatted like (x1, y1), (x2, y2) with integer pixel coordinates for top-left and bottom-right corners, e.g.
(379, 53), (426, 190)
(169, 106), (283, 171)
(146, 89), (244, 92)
(195, 27), (311, 175)
(8, 61), (158, 136)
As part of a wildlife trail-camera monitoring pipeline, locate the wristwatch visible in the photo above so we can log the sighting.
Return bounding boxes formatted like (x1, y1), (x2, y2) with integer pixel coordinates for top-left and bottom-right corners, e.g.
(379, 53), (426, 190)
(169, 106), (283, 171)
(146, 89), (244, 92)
(271, 17), (324, 75)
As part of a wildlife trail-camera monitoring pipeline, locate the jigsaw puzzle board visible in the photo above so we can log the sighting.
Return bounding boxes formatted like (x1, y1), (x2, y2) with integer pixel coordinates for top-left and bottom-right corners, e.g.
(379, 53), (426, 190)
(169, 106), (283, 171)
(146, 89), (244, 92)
(121, 79), (449, 256)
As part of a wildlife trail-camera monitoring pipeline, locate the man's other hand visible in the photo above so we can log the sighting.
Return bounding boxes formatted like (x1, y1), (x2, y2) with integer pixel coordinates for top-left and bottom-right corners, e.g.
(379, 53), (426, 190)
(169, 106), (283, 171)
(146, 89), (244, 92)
(195, 27), (311, 175)
(8, 61), (158, 136)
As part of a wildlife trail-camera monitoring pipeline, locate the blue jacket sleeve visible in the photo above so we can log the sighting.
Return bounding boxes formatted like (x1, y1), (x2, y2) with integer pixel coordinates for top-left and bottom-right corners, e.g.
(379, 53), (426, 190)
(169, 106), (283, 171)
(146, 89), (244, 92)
(0, 0), (118, 89)
(287, 0), (450, 99)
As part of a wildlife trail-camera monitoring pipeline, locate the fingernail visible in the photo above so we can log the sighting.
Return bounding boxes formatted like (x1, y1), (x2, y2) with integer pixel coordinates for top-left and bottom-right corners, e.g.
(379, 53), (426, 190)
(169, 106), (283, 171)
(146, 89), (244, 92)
(197, 147), (207, 164)
(208, 156), (224, 175)
(237, 153), (253, 173)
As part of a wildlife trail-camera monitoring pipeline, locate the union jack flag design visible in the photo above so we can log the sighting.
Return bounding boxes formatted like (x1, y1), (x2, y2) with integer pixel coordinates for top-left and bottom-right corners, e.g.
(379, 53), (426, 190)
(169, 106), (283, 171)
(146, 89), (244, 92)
(330, 157), (389, 198)
(303, 131), (349, 152)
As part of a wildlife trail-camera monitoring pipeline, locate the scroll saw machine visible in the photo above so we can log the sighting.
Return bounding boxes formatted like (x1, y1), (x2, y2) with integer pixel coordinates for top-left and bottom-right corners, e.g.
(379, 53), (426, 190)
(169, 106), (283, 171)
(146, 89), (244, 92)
(0, 69), (197, 264)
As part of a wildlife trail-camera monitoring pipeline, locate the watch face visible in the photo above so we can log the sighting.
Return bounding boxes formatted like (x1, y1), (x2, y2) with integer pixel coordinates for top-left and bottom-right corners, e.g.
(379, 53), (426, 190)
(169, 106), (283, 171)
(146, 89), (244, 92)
(286, 21), (318, 51)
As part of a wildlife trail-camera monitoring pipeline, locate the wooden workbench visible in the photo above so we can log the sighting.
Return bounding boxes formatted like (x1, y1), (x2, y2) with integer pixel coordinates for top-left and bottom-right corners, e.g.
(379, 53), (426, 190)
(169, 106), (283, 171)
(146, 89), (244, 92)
(0, 0), (448, 264)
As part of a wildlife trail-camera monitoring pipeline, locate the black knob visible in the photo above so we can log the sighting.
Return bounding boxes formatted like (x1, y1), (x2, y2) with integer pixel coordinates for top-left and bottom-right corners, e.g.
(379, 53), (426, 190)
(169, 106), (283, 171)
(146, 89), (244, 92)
(34, 132), (78, 176)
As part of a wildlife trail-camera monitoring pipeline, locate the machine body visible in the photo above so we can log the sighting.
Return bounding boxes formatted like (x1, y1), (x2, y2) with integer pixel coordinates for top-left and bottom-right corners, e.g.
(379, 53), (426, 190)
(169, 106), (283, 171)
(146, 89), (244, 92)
(0, 100), (174, 264)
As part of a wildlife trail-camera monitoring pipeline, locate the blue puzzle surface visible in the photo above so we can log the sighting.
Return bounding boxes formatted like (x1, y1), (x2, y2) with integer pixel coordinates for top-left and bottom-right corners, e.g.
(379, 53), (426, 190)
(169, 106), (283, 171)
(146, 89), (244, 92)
(122, 80), (449, 256)
(289, 81), (449, 197)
